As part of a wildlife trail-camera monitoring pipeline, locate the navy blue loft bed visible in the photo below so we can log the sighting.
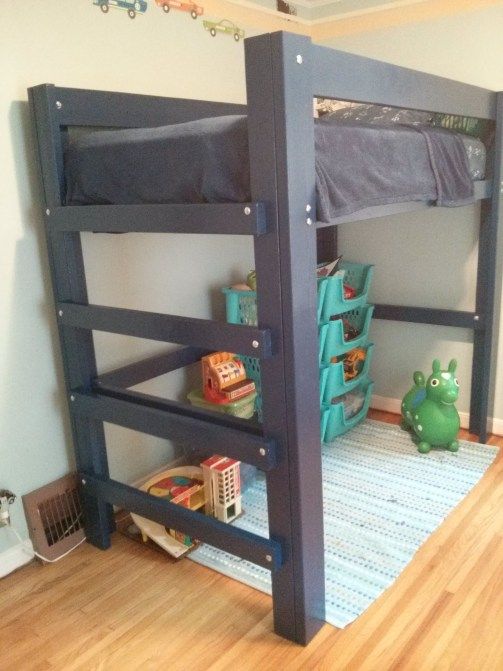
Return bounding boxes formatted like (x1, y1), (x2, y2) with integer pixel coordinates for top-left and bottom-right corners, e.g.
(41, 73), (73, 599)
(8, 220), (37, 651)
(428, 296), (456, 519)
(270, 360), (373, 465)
(29, 32), (502, 645)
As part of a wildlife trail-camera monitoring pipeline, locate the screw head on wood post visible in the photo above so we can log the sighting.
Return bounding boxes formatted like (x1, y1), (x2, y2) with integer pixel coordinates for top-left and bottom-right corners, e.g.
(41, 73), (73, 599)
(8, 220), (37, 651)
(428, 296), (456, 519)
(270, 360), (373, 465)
(296, 54), (303, 64)
(265, 554), (272, 563)
(55, 101), (62, 109)
(252, 340), (259, 349)
(244, 206), (251, 215)
(259, 448), (266, 456)
(45, 208), (50, 216)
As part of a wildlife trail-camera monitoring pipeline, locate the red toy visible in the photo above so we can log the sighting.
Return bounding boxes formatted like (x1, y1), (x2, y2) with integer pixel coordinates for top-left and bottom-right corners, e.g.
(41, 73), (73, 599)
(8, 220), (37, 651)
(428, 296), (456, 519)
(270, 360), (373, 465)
(202, 352), (255, 405)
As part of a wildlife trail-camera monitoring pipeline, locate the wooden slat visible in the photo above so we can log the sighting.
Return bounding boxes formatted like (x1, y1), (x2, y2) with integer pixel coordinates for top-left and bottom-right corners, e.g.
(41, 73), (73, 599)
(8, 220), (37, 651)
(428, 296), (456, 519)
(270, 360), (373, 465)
(71, 389), (276, 470)
(46, 84), (247, 128)
(312, 44), (496, 119)
(48, 202), (267, 236)
(96, 346), (209, 388)
(81, 474), (282, 570)
(374, 304), (480, 330)
(57, 303), (272, 359)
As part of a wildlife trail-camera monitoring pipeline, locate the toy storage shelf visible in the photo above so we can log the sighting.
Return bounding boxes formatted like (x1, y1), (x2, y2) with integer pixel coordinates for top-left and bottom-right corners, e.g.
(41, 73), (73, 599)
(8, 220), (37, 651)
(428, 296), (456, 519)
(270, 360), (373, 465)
(224, 261), (375, 439)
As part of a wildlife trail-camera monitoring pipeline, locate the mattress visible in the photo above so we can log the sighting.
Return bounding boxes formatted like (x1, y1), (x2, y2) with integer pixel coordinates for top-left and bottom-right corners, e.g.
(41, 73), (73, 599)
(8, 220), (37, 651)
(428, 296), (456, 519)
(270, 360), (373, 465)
(65, 116), (485, 222)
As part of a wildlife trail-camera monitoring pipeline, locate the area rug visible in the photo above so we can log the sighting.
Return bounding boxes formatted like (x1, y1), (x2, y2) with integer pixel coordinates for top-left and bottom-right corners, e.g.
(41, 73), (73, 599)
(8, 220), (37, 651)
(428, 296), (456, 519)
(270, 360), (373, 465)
(189, 419), (498, 628)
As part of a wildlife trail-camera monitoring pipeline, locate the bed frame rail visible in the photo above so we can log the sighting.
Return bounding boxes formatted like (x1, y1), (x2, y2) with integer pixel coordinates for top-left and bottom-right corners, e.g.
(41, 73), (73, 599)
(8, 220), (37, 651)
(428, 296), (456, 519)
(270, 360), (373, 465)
(312, 44), (496, 120)
(47, 84), (247, 128)
(81, 473), (281, 569)
(48, 202), (266, 235)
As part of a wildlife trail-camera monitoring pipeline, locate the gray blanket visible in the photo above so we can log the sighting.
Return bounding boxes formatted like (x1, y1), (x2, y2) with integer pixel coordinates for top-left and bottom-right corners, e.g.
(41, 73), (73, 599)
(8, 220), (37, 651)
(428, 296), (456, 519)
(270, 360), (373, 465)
(65, 115), (475, 223)
(315, 119), (474, 220)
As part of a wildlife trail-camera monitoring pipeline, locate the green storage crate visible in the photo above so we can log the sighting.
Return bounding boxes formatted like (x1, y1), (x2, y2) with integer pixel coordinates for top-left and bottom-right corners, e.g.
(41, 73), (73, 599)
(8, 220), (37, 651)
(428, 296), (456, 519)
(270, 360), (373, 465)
(321, 379), (374, 442)
(319, 305), (374, 365)
(317, 261), (373, 323)
(222, 261), (373, 328)
(223, 267), (374, 433)
(319, 343), (374, 404)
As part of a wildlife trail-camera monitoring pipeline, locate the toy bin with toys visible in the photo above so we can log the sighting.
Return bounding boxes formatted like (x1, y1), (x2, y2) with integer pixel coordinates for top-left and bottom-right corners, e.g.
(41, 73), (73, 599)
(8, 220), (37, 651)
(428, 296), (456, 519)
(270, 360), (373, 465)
(321, 379), (375, 442)
(319, 343), (374, 404)
(222, 258), (375, 440)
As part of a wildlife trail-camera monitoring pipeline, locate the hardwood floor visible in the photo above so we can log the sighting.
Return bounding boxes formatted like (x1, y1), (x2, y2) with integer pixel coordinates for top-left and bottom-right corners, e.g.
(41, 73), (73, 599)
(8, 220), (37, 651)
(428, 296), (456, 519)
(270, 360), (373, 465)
(1, 411), (502, 671)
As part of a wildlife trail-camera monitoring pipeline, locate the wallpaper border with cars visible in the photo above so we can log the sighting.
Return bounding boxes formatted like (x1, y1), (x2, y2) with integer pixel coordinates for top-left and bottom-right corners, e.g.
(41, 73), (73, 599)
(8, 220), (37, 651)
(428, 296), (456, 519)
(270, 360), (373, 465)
(91, 0), (502, 41)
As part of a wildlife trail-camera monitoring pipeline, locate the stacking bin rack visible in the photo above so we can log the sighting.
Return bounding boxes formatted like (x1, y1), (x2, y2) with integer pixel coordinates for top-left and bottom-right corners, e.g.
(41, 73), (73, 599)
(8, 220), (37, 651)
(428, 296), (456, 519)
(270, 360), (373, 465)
(29, 31), (502, 645)
(224, 261), (375, 440)
(318, 263), (375, 441)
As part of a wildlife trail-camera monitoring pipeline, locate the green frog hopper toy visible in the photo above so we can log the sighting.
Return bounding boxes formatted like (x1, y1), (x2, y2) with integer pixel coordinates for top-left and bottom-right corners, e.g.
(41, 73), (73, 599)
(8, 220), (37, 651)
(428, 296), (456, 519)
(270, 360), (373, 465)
(401, 359), (460, 453)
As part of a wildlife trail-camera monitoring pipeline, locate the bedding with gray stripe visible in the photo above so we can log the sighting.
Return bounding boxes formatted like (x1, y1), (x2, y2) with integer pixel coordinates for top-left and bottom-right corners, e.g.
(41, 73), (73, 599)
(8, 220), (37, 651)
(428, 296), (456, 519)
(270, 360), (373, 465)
(65, 115), (484, 222)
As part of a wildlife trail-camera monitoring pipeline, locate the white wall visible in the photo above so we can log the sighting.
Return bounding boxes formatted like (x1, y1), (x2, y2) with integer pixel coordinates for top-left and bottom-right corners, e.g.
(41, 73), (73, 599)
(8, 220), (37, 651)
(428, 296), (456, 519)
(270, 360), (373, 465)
(320, 5), (503, 424)
(0, 0), (255, 554)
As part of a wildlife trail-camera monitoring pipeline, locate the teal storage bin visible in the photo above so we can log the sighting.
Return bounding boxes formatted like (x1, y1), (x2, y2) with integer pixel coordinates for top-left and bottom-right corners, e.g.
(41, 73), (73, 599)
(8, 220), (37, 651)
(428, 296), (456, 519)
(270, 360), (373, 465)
(223, 280), (375, 434)
(238, 355), (262, 420)
(223, 261), (373, 328)
(319, 305), (374, 365)
(319, 343), (374, 404)
(321, 379), (374, 442)
(222, 287), (258, 326)
(317, 262), (374, 323)
(222, 287), (262, 417)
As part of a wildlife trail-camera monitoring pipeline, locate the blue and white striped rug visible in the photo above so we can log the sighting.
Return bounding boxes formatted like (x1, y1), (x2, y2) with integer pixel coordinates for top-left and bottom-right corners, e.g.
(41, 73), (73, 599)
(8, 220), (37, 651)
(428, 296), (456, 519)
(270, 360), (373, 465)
(189, 419), (498, 628)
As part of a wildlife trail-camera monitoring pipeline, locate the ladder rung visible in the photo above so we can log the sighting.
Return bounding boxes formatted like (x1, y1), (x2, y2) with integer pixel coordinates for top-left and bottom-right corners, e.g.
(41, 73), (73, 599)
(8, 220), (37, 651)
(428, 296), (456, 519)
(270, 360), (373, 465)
(57, 303), (272, 359)
(47, 202), (267, 236)
(374, 304), (482, 329)
(81, 473), (281, 570)
(71, 390), (276, 470)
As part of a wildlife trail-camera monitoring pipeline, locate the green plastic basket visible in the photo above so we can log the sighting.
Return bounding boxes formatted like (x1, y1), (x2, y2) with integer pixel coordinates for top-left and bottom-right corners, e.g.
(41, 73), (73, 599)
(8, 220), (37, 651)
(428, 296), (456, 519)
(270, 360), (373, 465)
(319, 343), (374, 404)
(222, 262), (373, 328)
(187, 388), (257, 420)
(319, 305), (374, 365)
(317, 262), (374, 323)
(222, 287), (261, 417)
(223, 281), (375, 430)
(321, 379), (374, 443)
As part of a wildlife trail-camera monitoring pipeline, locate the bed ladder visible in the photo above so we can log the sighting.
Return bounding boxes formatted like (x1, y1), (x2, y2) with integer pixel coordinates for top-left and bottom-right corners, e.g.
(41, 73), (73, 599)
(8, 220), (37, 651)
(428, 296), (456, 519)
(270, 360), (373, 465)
(29, 32), (327, 646)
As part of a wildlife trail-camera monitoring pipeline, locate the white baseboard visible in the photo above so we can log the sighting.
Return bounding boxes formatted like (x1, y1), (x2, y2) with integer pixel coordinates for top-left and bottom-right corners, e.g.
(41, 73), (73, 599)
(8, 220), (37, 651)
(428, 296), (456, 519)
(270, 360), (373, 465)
(0, 540), (33, 579)
(371, 394), (503, 437)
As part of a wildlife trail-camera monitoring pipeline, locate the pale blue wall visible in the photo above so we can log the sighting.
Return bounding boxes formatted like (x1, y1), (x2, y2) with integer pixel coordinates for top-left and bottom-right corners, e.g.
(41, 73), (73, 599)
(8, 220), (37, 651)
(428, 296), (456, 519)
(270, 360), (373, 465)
(0, 0), (256, 556)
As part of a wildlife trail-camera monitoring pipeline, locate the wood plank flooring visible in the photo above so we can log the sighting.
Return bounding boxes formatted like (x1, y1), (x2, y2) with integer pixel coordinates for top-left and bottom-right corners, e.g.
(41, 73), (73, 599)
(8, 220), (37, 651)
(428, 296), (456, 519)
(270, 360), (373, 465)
(1, 411), (502, 671)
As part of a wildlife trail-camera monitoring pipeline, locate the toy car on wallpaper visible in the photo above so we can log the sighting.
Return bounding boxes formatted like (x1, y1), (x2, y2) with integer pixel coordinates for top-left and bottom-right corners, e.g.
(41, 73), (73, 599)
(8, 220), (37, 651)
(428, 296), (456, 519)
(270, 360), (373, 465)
(203, 19), (245, 41)
(156, 0), (204, 19)
(94, 0), (148, 19)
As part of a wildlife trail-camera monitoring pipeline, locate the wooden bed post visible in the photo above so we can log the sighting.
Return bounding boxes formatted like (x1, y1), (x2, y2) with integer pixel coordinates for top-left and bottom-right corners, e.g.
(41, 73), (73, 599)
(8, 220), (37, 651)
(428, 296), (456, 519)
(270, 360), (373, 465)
(29, 84), (114, 549)
(245, 32), (325, 644)
(470, 91), (503, 440)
